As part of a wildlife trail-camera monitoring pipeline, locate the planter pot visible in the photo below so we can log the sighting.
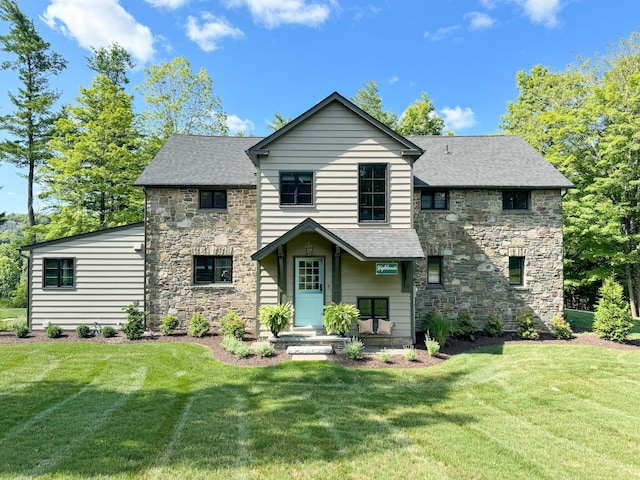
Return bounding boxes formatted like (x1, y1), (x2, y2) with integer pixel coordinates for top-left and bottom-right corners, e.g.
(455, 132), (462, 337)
(271, 328), (279, 338)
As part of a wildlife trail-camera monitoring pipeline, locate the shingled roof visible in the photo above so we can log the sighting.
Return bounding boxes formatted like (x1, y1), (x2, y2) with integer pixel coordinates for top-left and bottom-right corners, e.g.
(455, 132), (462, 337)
(410, 135), (574, 189)
(134, 134), (260, 187)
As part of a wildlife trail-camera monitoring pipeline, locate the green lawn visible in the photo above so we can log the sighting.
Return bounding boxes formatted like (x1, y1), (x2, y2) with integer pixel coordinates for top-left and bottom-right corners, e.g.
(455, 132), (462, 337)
(1, 342), (639, 479)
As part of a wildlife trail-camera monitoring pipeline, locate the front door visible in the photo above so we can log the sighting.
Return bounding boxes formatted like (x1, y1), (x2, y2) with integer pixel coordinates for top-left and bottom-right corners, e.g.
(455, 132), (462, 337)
(295, 257), (324, 327)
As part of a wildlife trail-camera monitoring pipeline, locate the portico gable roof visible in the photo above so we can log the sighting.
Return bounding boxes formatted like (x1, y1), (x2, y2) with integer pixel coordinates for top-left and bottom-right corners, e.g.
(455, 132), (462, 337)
(251, 218), (424, 261)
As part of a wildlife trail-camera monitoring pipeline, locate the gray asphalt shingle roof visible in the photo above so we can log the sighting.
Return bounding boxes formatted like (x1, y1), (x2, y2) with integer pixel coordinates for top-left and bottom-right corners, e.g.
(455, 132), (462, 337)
(134, 134), (260, 187)
(410, 135), (574, 189)
(136, 134), (572, 190)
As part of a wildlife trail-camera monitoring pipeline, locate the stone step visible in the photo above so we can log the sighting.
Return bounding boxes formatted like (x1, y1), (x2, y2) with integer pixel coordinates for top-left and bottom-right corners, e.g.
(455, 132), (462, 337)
(286, 345), (334, 355)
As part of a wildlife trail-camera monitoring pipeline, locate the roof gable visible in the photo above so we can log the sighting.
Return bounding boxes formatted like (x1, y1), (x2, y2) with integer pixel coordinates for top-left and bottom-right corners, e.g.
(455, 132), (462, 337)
(246, 92), (423, 164)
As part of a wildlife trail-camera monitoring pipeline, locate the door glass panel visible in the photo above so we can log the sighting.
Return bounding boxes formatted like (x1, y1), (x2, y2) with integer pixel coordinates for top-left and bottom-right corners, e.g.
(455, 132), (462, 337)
(298, 260), (321, 290)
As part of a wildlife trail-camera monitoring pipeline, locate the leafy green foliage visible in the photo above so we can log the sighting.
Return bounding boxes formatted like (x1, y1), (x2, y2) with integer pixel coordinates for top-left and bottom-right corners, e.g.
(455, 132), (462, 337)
(422, 312), (451, 347)
(350, 80), (398, 129)
(219, 310), (245, 339)
(322, 302), (360, 335)
(517, 309), (540, 340)
(253, 342), (275, 358)
(159, 315), (180, 335)
(188, 313), (210, 338)
(483, 314), (504, 337)
(404, 346), (418, 361)
(593, 278), (634, 342)
(342, 336), (364, 360)
(121, 301), (147, 340)
(101, 326), (116, 338)
(13, 322), (28, 338)
(266, 112), (291, 132)
(221, 335), (251, 358)
(397, 91), (444, 135)
(45, 325), (62, 338)
(75, 324), (91, 338)
(0, 0), (67, 226)
(452, 312), (477, 341)
(379, 349), (391, 363)
(0, 243), (23, 300)
(551, 314), (574, 340)
(425, 332), (441, 357)
(259, 302), (293, 336)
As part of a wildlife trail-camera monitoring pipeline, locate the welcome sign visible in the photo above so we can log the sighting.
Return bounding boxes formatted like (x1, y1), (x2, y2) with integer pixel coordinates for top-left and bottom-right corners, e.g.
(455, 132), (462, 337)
(376, 262), (398, 275)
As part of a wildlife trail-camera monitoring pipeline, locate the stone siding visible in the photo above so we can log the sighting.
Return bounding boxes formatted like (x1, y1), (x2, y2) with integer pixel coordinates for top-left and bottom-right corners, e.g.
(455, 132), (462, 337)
(414, 189), (564, 331)
(145, 187), (257, 331)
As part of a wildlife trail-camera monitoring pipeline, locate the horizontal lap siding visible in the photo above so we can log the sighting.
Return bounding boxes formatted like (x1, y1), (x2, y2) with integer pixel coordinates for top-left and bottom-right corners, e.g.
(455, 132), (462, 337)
(258, 103), (413, 247)
(29, 225), (145, 330)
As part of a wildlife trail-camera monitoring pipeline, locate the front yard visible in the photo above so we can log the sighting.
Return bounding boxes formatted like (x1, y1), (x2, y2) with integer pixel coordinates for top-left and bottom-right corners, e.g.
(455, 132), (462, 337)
(1, 340), (639, 479)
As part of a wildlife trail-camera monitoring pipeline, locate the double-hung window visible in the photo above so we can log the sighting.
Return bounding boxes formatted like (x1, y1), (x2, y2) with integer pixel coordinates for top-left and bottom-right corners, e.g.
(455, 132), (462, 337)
(194, 256), (233, 284)
(200, 190), (227, 209)
(502, 190), (530, 210)
(44, 258), (75, 288)
(421, 191), (449, 210)
(280, 172), (313, 205)
(359, 163), (387, 222)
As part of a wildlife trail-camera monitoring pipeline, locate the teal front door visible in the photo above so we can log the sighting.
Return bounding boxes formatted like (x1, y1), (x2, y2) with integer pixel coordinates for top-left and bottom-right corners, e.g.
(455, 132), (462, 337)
(295, 257), (324, 327)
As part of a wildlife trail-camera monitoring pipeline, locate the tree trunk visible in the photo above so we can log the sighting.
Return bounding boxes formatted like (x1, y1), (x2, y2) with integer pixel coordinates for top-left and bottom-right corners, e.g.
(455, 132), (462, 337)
(27, 159), (35, 227)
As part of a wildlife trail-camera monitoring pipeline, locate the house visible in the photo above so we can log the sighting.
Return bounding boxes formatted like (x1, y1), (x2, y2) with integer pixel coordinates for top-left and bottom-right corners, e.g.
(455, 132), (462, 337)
(134, 92), (573, 344)
(21, 223), (145, 330)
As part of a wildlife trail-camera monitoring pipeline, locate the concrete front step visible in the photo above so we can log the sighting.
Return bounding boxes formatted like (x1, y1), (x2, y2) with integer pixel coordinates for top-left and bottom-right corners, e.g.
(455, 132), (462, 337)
(286, 345), (334, 355)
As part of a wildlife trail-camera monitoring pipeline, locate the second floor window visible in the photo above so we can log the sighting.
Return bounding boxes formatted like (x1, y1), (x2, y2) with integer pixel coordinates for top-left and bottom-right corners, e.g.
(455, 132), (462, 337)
(359, 163), (387, 222)
(280, 172), (313, 205)
(200, 190), (227, 209)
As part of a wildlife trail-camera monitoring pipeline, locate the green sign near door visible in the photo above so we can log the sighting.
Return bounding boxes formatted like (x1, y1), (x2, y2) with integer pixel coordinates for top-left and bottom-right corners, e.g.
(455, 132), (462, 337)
(376, 262), (398, 275)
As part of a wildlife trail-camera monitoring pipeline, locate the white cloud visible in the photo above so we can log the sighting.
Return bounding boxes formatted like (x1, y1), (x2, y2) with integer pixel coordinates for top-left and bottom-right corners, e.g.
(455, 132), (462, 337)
(439, 106), (476, 131)
(226, 0), (337, 28)
(145, 0), (189, 8)
(41, 0), (155, 64)
(226, 115), (255, 135)
(387, 76), (399, 85)
(186, 13), (244, 51)
(353, 4), (381, 21)
(423, 25), (461, 41)
(516, 0), (561, 27)
(464, 11), (495, 30)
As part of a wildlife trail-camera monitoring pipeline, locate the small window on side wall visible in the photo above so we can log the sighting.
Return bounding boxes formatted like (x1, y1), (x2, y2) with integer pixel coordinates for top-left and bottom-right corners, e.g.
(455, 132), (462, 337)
(427, 256), (443, 285)
(44, 258), (75, 288)
(509, 256), (525, 286)
(200, 190), (227, 209)
(421, 191), (449, 210)
(280, 172), (313, 205)
(502, 190), (530, 210)
(194, 256), (233, 284)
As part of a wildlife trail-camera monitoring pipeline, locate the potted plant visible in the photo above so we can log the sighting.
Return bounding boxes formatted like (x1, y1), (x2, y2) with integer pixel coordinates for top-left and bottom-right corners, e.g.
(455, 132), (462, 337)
(259, 302), (293, 337)
(322, 302), (360, 336)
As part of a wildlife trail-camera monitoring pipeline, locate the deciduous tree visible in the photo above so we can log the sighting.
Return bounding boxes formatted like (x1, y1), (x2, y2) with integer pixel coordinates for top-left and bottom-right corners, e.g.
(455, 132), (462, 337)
(397, 92), (444, 136)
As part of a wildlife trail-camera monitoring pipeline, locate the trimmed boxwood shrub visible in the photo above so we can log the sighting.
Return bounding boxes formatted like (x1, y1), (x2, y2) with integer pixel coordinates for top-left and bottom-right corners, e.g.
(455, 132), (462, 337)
(102, 326), (117, 338)
(188, 313), (210, 338)
(483, 314), (504, 337)
(14, 323), (29, 338)
(46, 325), (63, 338)
(159, 315), (179, 335)
(76, 324), (92, 338)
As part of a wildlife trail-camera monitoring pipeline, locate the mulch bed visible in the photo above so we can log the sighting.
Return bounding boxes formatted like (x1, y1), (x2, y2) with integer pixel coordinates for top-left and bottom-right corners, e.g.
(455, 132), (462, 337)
(1, 329), (638, 369)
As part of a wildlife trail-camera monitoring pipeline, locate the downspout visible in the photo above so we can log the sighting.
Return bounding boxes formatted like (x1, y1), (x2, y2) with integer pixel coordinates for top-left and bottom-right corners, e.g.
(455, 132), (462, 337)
(19, 250), (31, 330)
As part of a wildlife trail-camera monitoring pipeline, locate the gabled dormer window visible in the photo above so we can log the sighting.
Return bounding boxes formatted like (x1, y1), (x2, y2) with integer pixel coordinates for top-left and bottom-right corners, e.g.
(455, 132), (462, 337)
(200, 190), (227, 209)
(280, 172), (313, 205)
(359, 163), (387, 222)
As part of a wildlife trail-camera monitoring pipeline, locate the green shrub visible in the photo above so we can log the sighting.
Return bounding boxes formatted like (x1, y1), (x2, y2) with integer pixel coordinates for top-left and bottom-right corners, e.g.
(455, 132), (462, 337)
(551, 313), (573, 340)
(483, 314), (504, 337)
(121, 300), (147, 340)
(517, 309), (539, 340)
(253, 341), (276, 358)
(342, 336), (364, 360)
(76, 324), (92, 338)
(379, 349), (391, 363)
(593, 278), (634, 343)
(102, 326), (117, 338)
(221, 335), (251, 358)
(219, 310), (245, 339)
(259, 302), (293, 337)
(188, 313), (210, 338)
(46, 325), (62, 338)
(159, 315), (180, 335)
(0, 319), (10, 331)
(421, 312), (451, 347)
(404, 346), (418, 361)
(452, 312), (477, 341)
(425, 332), (440, 357)
(14, 323), (29, 338)
(234, 342), (252, 358)
(322, 302), (360, 336)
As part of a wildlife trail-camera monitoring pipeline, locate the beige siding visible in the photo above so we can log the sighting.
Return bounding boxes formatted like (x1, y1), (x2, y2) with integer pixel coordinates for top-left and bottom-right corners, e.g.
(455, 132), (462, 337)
(341, 256), (412, 338)
(257, 102), (413, 247)
(29, 224), (145, 330)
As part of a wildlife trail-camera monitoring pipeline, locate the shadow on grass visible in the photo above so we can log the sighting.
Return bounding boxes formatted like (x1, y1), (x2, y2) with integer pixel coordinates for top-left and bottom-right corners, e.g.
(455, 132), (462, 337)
(0, 360), (475, 477)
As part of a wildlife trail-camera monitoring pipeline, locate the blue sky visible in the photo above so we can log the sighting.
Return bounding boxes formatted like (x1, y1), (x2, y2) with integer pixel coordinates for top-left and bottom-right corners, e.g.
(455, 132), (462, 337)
(1, 0), (639, 215)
